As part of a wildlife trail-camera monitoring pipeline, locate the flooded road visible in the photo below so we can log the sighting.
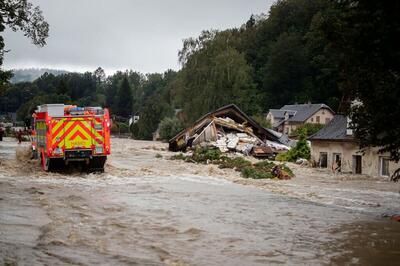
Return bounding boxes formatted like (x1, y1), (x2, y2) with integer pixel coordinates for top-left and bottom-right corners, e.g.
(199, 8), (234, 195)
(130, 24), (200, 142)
(1, 137), (399, 265)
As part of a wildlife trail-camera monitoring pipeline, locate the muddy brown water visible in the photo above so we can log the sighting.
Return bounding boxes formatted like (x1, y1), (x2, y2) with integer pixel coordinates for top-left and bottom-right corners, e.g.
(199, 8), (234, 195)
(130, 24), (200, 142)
(1, 137), (399, 265)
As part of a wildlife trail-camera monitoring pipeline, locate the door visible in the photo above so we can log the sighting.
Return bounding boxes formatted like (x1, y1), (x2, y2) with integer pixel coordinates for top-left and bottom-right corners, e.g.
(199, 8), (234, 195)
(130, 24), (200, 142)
(352, 155), (362, 174)
(332, 153), (342, 171)
(319, 152), (328, 168)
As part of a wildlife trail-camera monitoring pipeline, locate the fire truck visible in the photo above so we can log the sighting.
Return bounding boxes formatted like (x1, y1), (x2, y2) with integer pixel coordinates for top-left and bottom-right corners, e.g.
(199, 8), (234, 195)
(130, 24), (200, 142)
(32, 104), (111, 172)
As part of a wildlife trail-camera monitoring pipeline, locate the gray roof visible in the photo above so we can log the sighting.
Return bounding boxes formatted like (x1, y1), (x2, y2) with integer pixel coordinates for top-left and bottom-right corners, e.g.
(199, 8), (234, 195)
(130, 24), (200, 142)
(280, 103), (333, 122)
(308, 115), (355, 141)
(266, 128), (297, 147)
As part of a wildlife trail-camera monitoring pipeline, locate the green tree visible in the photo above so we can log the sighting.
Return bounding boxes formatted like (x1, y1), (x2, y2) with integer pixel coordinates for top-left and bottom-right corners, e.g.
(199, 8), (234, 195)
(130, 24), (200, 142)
(0, 0), (49, 93)
(116, 76), (133, 117)
(56, 79), (68, 95)
(277, 130), (311, 162)
(158, 116), (184, 141)
(135, 95), (173, 140)
(317, 1), (400, 161)
(176, 30), (260, 123)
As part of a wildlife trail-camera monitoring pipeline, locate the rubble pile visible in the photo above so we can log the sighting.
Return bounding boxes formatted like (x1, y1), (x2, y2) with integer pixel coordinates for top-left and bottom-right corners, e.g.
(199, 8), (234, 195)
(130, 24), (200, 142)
(169, 104), (290, 158)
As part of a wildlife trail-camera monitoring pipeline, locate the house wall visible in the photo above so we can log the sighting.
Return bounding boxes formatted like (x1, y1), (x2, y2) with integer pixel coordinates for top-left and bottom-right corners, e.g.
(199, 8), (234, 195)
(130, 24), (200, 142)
(305, 108), (334, 124)
(283, 108), (334, 135)
(310, 140), (400, 177)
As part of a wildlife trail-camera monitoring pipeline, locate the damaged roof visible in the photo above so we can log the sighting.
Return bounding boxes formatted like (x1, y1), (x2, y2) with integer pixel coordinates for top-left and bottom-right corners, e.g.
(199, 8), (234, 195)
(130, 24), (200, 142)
(308, 115), (356, 141)
(169, 104), (281, 144)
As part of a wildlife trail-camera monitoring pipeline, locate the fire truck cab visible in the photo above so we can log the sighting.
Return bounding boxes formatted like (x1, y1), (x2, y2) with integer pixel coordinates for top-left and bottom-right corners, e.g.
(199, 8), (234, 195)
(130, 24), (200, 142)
(32, 104), (111, 172)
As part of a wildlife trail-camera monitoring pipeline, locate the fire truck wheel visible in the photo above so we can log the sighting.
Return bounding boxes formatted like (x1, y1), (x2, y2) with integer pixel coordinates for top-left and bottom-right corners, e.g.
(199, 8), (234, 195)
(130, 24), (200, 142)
(88, 156), (106, 173)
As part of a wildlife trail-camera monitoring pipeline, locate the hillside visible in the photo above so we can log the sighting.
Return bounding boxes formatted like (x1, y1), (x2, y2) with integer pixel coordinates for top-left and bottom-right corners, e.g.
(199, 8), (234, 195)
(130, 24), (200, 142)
(10, 68), (68, 83)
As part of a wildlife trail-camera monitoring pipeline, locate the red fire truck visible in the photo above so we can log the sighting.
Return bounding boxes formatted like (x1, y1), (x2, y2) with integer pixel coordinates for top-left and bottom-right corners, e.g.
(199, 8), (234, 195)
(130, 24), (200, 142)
(32, 104), (111, 172)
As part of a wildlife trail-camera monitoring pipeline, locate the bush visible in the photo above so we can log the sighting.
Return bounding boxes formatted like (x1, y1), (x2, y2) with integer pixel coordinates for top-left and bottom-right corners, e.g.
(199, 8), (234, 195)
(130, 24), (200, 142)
(170, 153), (186, 160)
(291, 123), (324, 137)
(168, 147), (294, 180)
(192, 147), (222, 163)
(158, 116), (185, 141)
(276, 130), (310, 162)
(111, 122), (129, 134)
(118, 122), (130, 133)
(218, 156), (252, 170)
(241, 166), (275, 179)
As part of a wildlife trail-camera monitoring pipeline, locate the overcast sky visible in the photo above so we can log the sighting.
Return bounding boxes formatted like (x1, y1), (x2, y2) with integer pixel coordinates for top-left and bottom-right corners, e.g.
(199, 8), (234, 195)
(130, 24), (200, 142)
(3, 0), (274, 75)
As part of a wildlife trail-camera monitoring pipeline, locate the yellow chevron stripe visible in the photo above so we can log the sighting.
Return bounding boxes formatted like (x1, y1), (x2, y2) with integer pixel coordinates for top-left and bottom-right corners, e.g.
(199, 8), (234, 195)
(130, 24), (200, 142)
(65, 124), (92, 149)
(52, 120), (64, 135)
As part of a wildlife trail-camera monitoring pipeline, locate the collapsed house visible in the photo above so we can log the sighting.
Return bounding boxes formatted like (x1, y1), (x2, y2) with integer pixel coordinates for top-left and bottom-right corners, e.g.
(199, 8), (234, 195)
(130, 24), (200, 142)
(169, 104), (289, 158)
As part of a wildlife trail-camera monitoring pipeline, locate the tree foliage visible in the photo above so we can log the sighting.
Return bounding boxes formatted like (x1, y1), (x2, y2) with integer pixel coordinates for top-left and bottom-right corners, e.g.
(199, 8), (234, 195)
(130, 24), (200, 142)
(158, 116), (184, 141)
(0, 0), (49, 93)
(277, 130), (311, 162)
(314, 1), (400, 160)
(116, 76), (133, 117)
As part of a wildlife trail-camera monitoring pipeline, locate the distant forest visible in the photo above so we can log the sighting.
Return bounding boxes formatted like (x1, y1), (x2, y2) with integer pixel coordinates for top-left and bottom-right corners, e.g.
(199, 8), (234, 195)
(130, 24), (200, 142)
(1, 0), (399, 148)
(10, 68), (68, 83)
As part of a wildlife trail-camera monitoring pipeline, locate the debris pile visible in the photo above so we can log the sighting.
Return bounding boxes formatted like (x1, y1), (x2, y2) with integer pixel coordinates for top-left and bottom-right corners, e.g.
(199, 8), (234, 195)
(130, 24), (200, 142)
(169, 104), (290, 158)
(170, 146), (295, 180)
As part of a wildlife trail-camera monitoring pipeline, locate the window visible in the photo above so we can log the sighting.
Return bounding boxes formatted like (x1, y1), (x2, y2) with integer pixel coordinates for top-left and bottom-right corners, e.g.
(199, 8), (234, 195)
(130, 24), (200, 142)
(325, 118), (330, 124)
(322, 110), (325, 114)
(380, 157), (390, 177)
(319, 152), (328, 168)
(311, 118), (314, 122)
(316, 116), (320, 123)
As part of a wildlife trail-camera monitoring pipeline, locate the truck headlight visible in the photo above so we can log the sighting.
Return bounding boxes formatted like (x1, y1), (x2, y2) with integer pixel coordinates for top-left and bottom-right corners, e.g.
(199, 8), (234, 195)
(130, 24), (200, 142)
(54, 147), (63, 155)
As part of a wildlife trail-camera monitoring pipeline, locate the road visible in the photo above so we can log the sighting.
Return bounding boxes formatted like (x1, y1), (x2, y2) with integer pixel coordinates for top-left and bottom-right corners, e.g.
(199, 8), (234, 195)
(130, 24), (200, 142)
(1, 137), (399, 265)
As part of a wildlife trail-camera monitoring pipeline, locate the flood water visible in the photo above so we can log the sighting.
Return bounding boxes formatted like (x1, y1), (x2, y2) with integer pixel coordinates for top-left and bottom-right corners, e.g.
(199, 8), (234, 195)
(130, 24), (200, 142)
(1, 138), (399, 265)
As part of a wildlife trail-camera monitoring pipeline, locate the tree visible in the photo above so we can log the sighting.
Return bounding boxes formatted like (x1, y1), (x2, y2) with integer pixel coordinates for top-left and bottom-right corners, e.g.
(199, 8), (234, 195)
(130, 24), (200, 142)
(56, 79), (68, 95)
(93, 67), (106, 85)
(135, 94), (173, 140)
(158, 116), (184, 141)
(0, 0), (49, 93)
(318, 1), (400, 161)
(116, 76), (133, 117)
(176, 30), (260, 123)
(277, 130), (311, 162)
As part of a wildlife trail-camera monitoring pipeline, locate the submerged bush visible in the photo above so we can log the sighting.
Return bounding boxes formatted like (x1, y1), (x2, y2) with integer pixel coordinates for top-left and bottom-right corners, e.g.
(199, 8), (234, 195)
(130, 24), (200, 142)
(168, 146), (294, 180)
(170, 153), (186, 160)
(192, 147), (222, 163)
(241, 166), (275, 179)
(218, 157), (252, 171)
